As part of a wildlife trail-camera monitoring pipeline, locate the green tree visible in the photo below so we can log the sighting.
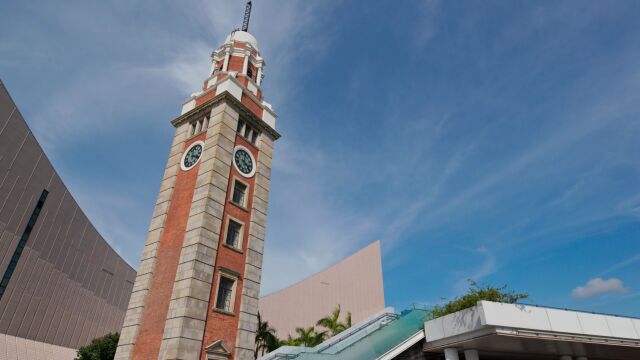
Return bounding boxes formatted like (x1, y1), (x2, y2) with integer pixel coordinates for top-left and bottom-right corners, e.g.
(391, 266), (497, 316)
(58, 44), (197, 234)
(75, 332), (119, 360)
(255, 313), (280, 359)
(286, 327), (326, 347)
(431, 280), (528, 319)
(316, 305), (352, 337)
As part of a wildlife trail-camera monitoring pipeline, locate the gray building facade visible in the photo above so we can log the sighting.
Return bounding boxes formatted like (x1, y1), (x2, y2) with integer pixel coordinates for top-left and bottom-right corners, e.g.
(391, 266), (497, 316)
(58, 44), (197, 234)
(0, 80), (136, 358)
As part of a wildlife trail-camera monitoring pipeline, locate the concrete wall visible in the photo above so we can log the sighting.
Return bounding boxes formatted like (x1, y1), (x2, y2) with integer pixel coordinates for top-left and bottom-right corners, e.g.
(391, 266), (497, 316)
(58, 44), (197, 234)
(259, 241), (385, 338)
(0, 80), (136, 351)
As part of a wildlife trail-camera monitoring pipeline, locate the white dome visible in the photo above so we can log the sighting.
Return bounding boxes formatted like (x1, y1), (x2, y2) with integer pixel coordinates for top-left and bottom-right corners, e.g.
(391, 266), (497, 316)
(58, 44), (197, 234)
(225, 31), (259, 50)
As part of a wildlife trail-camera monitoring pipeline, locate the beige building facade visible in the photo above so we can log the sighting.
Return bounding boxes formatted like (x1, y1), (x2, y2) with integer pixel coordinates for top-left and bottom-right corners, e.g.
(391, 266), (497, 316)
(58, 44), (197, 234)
(259, 241), (385, 338)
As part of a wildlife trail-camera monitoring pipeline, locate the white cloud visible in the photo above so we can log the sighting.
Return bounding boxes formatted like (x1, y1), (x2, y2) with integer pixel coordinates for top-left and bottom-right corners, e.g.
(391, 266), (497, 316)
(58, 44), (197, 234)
(572, 278), (628, 299)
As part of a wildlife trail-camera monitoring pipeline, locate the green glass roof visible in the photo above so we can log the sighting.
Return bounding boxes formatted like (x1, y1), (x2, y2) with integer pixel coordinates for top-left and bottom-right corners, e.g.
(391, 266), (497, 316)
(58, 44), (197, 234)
(262, 308), (430, 360)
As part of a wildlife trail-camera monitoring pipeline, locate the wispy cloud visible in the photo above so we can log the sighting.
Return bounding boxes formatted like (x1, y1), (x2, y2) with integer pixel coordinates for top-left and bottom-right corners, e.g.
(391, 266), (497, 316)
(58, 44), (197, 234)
(572, 278), (628, 300)
(453, 246), (497, 294)
(3, 1), (640, 314)
(262, 140), (378, 294)
(597, 253), (640, 277)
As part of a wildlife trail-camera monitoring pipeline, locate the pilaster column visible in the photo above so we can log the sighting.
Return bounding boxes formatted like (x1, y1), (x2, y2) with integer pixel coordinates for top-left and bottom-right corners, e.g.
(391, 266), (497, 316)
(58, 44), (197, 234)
(242, 55), (249, 75)
(444, 348), (459, 360)
(223, 53), (230, 71)
(464, 349), (479, 360)
(256, 67), (263, 86)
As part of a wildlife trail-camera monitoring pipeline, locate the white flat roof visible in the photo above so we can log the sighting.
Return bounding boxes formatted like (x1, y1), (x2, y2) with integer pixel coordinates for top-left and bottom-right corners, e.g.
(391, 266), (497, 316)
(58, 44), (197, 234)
(425, 301), (640, 342)
(423, 301), (640, 358)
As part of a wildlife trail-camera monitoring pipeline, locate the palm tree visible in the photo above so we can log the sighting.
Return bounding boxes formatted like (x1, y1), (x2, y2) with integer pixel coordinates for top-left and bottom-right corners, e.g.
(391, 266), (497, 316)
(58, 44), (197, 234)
(254, 313), (280, 359)
(316, 305), (352, 337)
(290, 326), (326, 347)
(282, 335), (301, 347)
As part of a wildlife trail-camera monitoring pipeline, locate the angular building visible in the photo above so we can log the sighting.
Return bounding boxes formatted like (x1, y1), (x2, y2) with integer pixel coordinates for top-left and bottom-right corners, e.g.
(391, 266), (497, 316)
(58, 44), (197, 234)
(0, 80), (136, 359)
(259, 241), (385, 339)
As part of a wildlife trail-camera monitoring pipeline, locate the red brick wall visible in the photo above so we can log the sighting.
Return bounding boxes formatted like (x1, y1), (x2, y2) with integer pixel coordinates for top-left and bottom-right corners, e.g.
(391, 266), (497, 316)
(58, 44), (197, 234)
(236, 77), (248, 88)
(132, 133), (206, 360)
(241, 94), (263, 119)
(200, 135), (259, 360)
(195, 89), (217, 107)
(227, 55), (245, 73)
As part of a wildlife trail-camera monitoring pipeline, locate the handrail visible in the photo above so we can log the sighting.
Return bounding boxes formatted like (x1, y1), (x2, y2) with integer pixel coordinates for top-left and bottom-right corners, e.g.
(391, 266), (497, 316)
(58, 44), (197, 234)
(261, 311), (401, 360)
(315, 313), (399, 353)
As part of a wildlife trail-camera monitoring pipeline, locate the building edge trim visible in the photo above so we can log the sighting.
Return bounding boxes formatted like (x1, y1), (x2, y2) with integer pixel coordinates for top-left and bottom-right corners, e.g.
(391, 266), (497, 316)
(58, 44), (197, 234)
(172, 90), (281, 140)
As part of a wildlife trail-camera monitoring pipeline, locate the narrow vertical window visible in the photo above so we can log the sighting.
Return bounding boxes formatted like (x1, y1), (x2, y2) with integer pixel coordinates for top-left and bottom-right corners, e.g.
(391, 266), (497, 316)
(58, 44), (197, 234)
(231, 181), (247, 207)
(236, 120), (245, 134)
(247, 67), (253, 80)
(225, 220), (242, 248)
(215, 276), (235, 312)
(244, 125), (251, 139)
(251, 131), (258, 145)
(0, 190), (48, 299)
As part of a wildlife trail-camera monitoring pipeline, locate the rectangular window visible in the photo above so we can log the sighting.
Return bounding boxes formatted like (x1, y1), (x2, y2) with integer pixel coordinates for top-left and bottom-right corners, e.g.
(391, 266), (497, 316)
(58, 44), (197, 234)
(237, 119), (261, 145)
(237, 120), (245, 133)
(215, 276), (235, 312)
(0, 190), (48, 300)
(231, 181), (247, 207)
(225, 220), (242, 248)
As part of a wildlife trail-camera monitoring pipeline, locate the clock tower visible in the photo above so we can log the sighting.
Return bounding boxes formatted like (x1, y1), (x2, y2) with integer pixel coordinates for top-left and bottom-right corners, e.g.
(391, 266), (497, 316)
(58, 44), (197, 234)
(115, 3), (280, 360)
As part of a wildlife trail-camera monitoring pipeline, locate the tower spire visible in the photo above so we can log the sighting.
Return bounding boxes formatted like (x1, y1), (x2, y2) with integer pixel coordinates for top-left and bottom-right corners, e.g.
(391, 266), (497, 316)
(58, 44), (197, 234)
(241, 1), (252, 32)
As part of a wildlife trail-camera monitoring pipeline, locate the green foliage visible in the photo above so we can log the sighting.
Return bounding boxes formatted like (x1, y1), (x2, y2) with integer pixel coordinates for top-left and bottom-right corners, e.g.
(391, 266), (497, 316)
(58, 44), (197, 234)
(430, 280), (528, 319)
(284, 327), (327, 347)
(316, 305), (352, 337)
(75, 332), (119, 360)
(255, 313), (280, 359)
(255, 305), (353, 356)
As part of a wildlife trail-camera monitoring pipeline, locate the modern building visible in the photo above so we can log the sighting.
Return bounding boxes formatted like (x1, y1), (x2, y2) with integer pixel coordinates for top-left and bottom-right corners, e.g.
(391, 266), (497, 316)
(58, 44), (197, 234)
(262, 301), (640, 360)
(0, 80), (136, 359)
(259, 241), (385, 338)
(115, 5), (280, 360)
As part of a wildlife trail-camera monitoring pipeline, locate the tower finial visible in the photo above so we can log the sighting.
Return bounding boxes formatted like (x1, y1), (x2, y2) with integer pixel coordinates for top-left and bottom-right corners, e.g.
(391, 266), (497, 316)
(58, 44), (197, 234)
(241, 1), (252, 32)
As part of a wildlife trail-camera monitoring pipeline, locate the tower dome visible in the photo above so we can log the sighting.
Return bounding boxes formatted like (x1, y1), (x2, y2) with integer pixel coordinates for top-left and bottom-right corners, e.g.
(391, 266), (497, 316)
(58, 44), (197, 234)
(225, 31), (259, 50)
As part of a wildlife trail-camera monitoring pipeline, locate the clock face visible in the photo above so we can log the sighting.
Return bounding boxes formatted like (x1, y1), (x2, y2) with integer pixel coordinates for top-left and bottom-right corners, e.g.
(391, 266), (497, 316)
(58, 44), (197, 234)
(234, 147), (255, 177)
(181, 142), (204, 170)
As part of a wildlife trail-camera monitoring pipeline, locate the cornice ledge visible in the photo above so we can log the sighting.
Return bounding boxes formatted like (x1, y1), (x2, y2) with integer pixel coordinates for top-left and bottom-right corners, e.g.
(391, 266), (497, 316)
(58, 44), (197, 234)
(170, 92), (281, 140)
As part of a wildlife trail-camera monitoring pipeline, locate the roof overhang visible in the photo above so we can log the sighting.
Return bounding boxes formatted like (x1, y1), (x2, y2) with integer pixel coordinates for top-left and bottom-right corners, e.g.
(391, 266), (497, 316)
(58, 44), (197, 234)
(423, 301), (640, 359)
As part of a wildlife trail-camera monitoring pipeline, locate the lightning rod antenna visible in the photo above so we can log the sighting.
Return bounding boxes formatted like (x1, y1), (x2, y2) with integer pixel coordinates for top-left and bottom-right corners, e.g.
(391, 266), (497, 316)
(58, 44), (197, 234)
(241, 1), (252, 32)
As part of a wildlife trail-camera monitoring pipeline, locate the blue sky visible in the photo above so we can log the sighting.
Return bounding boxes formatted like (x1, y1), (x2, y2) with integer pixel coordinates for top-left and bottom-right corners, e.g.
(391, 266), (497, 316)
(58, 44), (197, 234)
(1, 1), (639, 316)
